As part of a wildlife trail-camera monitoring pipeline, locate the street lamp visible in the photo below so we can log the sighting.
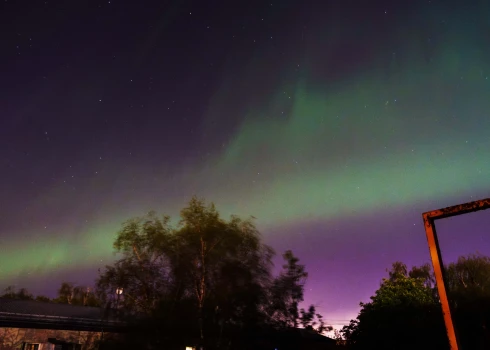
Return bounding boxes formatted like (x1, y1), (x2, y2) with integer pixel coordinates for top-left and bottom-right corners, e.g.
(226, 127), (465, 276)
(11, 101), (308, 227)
(115, 288), (123, 309)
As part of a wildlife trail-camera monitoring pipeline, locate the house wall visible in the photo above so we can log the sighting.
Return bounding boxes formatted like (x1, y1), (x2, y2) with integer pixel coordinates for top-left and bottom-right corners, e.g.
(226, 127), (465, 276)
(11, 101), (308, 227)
(0, 327), (118, 350)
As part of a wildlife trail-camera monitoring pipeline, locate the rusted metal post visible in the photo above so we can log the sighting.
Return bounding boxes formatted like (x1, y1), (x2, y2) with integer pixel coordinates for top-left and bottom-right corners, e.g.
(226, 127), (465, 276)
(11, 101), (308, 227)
(422, 197), (490, 350)
(423, 214), (459, 350)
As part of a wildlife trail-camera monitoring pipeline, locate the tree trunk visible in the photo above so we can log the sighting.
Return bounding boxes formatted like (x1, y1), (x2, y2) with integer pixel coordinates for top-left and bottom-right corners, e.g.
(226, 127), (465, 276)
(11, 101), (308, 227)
(198, 236), (206, 347)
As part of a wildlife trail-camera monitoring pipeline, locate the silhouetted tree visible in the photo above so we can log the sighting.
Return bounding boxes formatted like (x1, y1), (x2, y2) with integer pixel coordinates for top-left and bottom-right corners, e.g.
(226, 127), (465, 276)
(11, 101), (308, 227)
(1, 286), (34, 300)
(343, 255), (490, 350)
(341, 262), (448, 350)
(96, 197), (280, 349)
(96, 210), (173, 315)
(35, 295), (51, 302)
(445, 253), (490, 349)
(56, 282), (74, 304)
(299, 305), (332, 334)
(53, 282), (99, 306)
(265, 250), (331, 335)
(408, 262), (435, 288)
(386, 261), (407, 281)
(1, 286), (16, 298)
(266, 250), (307, 329)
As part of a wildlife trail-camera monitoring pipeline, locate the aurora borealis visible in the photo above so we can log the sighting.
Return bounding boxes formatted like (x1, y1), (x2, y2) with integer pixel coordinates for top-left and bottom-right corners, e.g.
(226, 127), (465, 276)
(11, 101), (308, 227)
(1, 0), (490, 329)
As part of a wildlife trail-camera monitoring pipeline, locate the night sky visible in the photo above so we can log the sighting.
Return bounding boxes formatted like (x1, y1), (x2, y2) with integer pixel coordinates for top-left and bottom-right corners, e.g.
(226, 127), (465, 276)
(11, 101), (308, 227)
(1, 0), (490, 330)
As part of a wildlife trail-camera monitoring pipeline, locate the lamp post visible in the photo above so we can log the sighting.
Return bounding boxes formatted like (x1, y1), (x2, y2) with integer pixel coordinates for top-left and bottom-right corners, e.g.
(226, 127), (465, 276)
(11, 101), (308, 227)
(115, 288), (123, 309)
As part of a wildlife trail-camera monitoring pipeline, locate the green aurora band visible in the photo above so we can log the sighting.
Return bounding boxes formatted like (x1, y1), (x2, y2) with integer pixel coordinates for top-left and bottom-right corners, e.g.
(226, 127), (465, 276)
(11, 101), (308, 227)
(1, 7), (490, 283)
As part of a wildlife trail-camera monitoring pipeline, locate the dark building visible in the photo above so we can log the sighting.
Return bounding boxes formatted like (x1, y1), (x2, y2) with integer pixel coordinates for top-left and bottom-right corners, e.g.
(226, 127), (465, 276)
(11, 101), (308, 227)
(253, 327), (340, 350)
(0, 298), (126, 350)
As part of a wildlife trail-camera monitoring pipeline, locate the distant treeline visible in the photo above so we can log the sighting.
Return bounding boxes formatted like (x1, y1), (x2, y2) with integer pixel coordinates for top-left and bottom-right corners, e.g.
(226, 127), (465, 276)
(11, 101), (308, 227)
(1, 281), (99, 306)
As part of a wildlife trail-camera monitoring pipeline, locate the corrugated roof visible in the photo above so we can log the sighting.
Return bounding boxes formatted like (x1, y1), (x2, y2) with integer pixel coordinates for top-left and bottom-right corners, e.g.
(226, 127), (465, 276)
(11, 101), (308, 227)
(0, 298), (126, 332)
(0, 298), (111, 321)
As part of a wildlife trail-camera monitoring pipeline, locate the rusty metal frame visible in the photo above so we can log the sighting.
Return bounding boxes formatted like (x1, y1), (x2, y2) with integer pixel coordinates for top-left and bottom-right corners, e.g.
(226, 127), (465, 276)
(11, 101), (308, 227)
(422, 197), (490, 350)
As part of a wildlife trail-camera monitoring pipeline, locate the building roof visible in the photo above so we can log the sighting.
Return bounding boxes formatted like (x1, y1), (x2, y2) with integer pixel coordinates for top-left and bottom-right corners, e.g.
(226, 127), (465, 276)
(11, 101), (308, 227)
(253, 326), (337, 345)
(282, 328), (336, 343)
(0, 298), (125, 332)
(0, 298), (106, 320)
